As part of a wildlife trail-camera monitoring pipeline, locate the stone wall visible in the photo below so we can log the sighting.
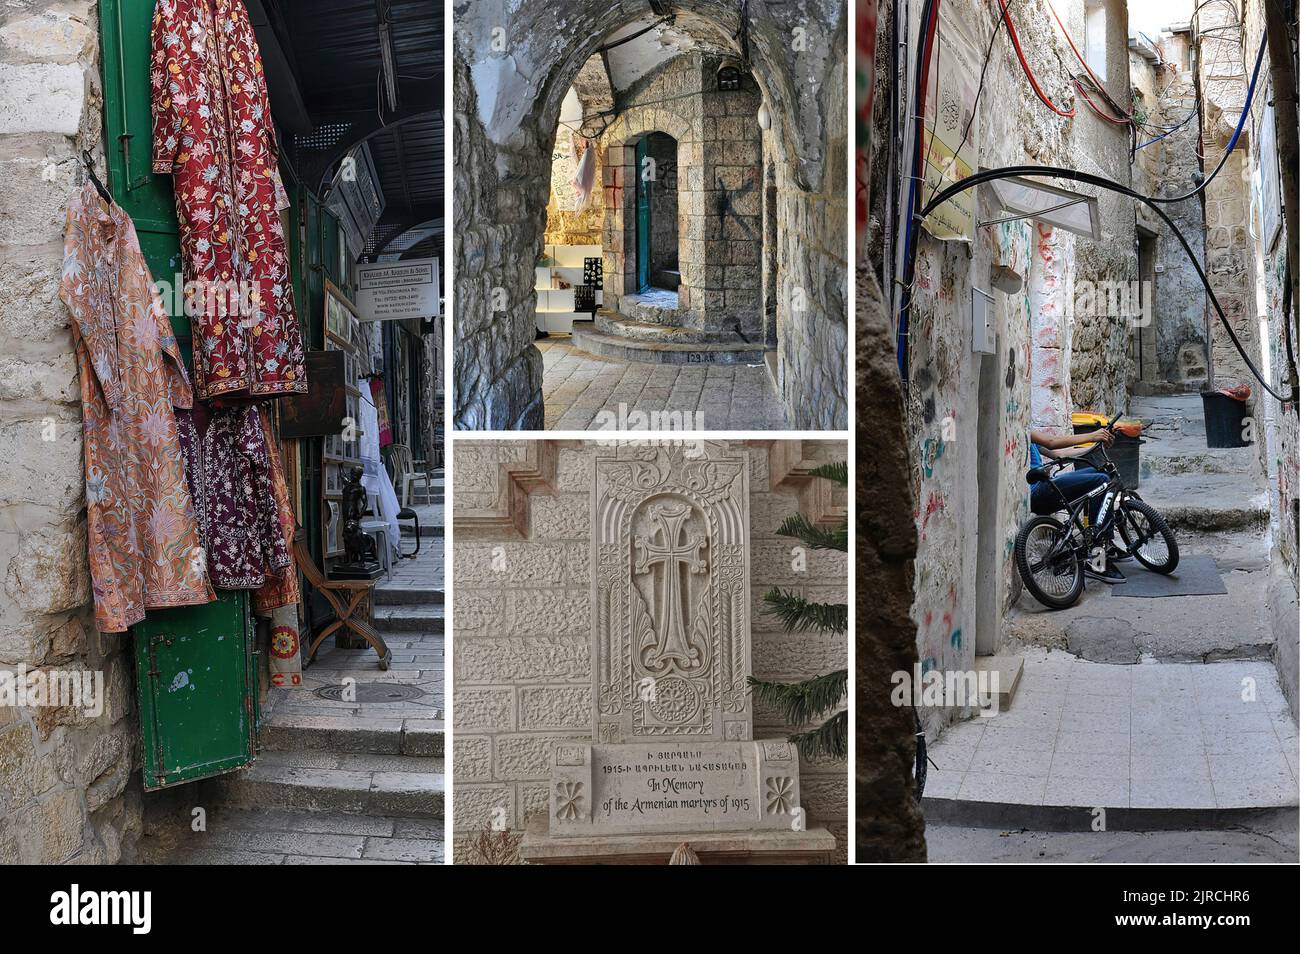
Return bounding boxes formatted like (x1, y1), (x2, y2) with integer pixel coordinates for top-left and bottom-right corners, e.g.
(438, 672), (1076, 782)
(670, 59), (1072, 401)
(1197, 6), (1263, 394)
(901, 0), (1135, 737)
(0, 0), (142, 864)
(771, 28), (849, 430)
(452, 50), (546, 430)
(1130, 41), (1211, 390)
(600, 54), (763, 338)
(451, 438), (849, 863)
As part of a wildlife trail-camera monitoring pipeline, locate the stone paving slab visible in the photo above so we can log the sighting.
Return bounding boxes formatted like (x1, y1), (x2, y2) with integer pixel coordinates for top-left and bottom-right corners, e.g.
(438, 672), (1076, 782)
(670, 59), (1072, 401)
(537, 337), (788, 430)
(137, 808), (443, 865)
(924, 651), (1298, 811)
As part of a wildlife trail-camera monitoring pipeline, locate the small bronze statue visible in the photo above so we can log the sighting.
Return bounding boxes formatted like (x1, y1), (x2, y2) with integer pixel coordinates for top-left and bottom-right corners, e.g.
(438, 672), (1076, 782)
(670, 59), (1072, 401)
(341, 465), (378, 566)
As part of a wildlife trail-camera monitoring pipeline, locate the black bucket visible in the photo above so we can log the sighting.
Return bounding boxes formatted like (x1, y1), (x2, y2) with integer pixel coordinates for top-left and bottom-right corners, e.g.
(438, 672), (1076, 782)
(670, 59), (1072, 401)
(1074, 423), (1141, 490)
(1201, 391), (1252, 448)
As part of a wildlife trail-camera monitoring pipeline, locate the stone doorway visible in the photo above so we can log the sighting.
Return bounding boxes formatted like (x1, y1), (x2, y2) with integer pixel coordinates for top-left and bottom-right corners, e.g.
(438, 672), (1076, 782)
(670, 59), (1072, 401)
(638, 132), (680, 295)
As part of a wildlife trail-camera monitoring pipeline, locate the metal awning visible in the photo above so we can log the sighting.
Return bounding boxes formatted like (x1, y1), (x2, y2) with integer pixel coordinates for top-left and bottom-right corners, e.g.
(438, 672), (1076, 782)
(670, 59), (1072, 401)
(251, 0), (444, 264)
(979, 174), (1103, 241)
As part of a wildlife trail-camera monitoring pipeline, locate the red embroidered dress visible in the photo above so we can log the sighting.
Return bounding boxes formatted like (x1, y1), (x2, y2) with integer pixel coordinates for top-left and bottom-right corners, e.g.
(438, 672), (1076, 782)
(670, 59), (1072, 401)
(150, 0), (306, 401)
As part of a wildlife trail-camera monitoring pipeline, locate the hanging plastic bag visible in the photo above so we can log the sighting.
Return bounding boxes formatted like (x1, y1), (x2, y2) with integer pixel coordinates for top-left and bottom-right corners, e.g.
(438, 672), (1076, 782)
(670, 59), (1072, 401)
(572, 138), (596, 211)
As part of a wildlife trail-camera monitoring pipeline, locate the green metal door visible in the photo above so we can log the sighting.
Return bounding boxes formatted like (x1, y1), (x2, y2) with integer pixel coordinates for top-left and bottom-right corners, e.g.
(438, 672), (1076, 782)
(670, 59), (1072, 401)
(636, 137), (651, 292)
(100, 0), (258, 787)
(133, 593), (258, 790)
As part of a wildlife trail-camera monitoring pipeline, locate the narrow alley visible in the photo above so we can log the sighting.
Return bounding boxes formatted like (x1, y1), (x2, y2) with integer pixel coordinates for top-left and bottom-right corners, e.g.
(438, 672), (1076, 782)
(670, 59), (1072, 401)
(855, 0), (1300, 865)
(138, 484), (445, 865)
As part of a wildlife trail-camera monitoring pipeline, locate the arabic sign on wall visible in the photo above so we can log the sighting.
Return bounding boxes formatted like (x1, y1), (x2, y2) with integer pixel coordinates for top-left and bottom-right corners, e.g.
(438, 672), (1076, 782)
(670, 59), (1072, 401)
(920, 8), (981, 242)
(355, 258), (441, 321)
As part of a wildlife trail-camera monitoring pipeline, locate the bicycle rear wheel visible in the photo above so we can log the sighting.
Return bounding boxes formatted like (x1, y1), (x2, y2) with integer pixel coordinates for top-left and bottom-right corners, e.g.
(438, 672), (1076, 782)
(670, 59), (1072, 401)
(1015, 516), (1084, 609)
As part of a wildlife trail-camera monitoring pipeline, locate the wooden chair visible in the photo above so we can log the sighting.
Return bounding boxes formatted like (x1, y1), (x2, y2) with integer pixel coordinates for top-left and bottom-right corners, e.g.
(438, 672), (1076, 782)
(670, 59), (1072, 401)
(293, 534), (392, 671)
(387, 443), (431, 508)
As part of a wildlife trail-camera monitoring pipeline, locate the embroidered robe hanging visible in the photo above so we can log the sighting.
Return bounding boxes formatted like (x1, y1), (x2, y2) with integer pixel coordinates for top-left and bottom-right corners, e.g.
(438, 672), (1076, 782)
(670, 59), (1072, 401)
(150, 0), (306, 401)
(60, 182), (216, 634)
(178, 403), (291, 590)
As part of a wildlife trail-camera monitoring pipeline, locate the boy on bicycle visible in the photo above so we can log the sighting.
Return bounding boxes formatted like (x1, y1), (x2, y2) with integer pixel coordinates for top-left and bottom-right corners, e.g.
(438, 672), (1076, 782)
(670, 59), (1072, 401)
(1028, 427), (1126, 583)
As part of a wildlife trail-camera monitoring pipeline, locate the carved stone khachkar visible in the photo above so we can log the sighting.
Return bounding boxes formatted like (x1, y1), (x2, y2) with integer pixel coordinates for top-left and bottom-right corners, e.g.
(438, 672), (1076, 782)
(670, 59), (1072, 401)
(547, 442), (804, 837)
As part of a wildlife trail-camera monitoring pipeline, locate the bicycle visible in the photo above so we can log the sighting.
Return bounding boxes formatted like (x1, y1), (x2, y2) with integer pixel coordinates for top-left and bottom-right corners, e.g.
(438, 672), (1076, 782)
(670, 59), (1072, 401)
(1014, 412), (1179, 609)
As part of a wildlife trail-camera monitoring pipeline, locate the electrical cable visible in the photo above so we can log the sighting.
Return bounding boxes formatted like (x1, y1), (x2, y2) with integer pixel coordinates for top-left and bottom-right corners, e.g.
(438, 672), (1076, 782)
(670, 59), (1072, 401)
(1045, 0), (1132, 120)
(1147, 33), (1267, 203)
(897, 164), (1298, 405)
(895, 0), (940, 373)
(1135, 105), (1197, 149)
(1072, 76), (1131, 125)
(995, 0), (1075, 117)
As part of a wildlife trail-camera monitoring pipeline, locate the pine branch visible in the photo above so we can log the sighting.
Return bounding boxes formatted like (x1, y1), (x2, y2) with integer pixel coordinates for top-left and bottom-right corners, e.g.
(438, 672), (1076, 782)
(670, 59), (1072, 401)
(762, 587), (847, 635)
(774, 513), (848, 552)
(788, 710), (847, 761)
(747, 670), (847, 726)
(807, 461), (847, 487)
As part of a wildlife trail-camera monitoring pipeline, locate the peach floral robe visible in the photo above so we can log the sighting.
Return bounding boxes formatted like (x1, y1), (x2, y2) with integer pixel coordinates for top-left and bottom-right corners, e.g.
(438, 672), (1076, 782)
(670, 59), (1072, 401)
(60, 182), (216, 633)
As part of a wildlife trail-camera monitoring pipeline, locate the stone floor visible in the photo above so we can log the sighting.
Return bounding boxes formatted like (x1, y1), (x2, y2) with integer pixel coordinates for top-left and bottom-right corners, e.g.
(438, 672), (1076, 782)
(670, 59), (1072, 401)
(923, 651), (1299, 810)
(926, 812), (1299, 863)
(537, 336), (789, 430)
(138, 805), (444, 865)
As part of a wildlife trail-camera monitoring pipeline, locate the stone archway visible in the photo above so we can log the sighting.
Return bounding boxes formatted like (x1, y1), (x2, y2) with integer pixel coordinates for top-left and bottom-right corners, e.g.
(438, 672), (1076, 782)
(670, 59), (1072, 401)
(453, 1), (848, 430)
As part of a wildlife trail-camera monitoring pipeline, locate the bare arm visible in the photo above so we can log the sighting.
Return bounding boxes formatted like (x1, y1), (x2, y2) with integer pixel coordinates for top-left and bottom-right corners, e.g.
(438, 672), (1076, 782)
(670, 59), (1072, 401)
(1030, 428), (1114, 456)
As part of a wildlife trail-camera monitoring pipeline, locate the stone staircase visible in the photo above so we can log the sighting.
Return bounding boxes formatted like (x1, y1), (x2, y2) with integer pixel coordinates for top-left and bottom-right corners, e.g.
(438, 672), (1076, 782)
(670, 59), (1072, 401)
(1129, 394), (1268, 532)
(139, 497), (447, 864)
(571, 290), (768, 365)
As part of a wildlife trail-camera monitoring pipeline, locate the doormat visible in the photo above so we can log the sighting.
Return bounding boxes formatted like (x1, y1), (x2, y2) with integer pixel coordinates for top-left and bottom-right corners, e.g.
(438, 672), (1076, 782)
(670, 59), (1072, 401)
(314, 683), (427, 703)
(1109, 553), (1227, 598)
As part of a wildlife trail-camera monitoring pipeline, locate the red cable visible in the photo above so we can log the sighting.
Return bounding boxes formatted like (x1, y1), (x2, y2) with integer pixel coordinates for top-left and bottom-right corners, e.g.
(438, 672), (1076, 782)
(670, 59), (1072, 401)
(1045, 0), (1133, 119)
(995, 0), (1076, 117)
(913, 0), (941, 181)
(1073, 77), (1130, 125)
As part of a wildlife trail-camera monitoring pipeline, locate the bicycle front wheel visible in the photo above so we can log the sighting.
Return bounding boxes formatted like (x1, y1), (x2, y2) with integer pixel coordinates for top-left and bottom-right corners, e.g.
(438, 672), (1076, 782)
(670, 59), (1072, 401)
(1015, 515), (1084, 609)
(1118, 498), (1179, 574)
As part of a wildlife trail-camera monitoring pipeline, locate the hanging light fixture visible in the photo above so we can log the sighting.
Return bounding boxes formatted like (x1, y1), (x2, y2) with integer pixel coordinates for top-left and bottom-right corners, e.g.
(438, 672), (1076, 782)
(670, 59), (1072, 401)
(757, 102), (771, 130)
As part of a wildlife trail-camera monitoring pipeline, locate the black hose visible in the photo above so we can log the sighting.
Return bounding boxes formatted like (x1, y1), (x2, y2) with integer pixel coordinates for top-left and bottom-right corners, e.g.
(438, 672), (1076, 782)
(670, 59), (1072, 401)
(903, 165), (1297, 405)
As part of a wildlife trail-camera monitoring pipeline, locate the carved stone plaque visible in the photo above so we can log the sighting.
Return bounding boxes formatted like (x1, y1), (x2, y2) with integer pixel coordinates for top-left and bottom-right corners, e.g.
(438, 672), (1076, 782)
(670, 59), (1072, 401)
(591, 443), (753, 745)
(549, 740), (802, 836)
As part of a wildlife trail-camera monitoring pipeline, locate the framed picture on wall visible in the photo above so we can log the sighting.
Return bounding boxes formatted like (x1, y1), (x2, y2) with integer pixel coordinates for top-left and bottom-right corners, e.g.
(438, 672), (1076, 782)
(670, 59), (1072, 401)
(323, 497), (344, 557)
(324, 462), (343, 496)
(325, 280), (358, 346)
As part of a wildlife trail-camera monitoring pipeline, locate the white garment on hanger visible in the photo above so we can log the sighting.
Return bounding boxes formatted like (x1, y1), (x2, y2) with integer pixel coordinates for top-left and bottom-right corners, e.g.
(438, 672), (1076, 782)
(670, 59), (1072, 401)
(357, 378), (402, 558)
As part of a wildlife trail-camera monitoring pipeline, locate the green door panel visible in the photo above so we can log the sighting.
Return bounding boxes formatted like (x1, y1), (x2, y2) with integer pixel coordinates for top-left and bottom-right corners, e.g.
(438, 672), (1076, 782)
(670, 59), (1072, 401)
(132, 592), (258, 790)
(99, 0), (257, 786)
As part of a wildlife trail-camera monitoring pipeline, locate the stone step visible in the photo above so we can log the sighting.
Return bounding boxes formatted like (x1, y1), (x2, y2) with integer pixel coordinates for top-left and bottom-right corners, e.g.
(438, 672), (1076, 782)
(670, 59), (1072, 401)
(266, 713), (441, 757)
(593, 311), (750, 346)
(1137, 473), (1269, 532)
(398, 519), (444, 539)
(621, 290), (687, 326)
(571, 322), (768, 366)
(260, 713), (444, 757)
(206, 751), (444, 818)
(373, 602), (446, 633)
(139, 807), (444, 865)
(374, 584), (445, 606)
